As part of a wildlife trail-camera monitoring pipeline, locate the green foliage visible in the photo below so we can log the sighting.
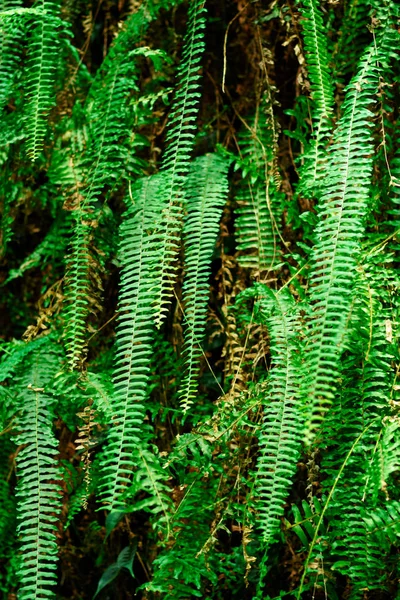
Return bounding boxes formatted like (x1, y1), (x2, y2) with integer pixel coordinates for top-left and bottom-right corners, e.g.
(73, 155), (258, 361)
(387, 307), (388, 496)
(234, 92), (282, 271)
(179, 152), (230, 410)
(97, 175), (165, 510)
(249, 285), (304, 547)
(93, 543), (137, 598)
(13, 345), (63, 599)
(1, 0), (400, 598)
(23, 0), (66, 160)
(154, 0), (207, 325)
(0, 0), (23, 111)
(302, 12), (399, 440)
(296, 0), (334, 200)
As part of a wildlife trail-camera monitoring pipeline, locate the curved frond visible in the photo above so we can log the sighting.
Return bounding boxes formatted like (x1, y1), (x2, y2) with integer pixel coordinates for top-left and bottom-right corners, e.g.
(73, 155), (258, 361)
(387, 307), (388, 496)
(154, 0), (207, 326)
(296, 0), (334, 199)
(253, 286), (304, 546)
(24, 0), (65, 160)
(179, 152), (230, 411)
(302, 30), (394, 440)
(64, 47), (166, 369)
(13, 348), (62, 599)
(98, 175), (165, 510)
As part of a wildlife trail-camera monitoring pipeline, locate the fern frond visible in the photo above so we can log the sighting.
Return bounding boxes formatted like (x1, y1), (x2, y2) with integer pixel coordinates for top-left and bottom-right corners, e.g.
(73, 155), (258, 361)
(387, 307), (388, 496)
(0, 0), (23, 111)
(179, 153), (230, 411)
(64, 47), (166, 369)
(363, 499), (400, 546)
(98, 175), (165, 509)
(296, 0), (334, 199)
(13, 348), (62, 599)
(256, 288), (304, 546)
(153, 0), (206, 326)
(303, 35), (391, 441)
(319, 256), (398, 596)
(240, 284), (304, 546)
(24, 0), (65, 160)
(234, 91), (283, 272)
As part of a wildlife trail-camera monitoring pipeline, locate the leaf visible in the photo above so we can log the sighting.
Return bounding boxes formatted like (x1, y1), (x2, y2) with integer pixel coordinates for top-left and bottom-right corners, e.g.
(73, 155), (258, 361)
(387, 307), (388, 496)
(93, 542), (137, 599)
(105, 510), (125, 538)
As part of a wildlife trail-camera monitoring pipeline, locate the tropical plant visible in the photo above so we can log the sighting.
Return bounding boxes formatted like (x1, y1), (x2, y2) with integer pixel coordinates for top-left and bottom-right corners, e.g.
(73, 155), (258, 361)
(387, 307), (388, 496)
(1, 0), (400, 598)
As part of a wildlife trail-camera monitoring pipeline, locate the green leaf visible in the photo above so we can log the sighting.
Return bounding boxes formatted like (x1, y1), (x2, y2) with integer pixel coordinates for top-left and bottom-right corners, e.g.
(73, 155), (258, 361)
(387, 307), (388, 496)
(93, 543), (137, 599)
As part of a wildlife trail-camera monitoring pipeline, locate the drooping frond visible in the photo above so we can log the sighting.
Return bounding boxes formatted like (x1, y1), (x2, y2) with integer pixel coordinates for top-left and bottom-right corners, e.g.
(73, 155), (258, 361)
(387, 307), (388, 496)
(298, 0), (333, 125)
(179, 152), (230, 411)
(296, 0), (334, 199)
(23, 0), (65, 160)
(247, 285), (304, 547)
(98, 175), (165, 509)
(13, 347), (62, 599)
(234, 91), (283, 272)
(64, 47), (166, 369)
(0, 0), (23, 111)
(302, 18), (398, 441)
(317, 251), (399, 597)
(153, 0), (207, 326)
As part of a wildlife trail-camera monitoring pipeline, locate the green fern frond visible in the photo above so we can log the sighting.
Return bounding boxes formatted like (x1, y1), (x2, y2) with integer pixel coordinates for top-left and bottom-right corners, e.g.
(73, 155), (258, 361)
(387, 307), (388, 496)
(298, 0), (333, 123)
(303, 33), (393, 441)
(64, 47), (166, 369)
(13, 347), (62, 599)
(255, 288), (304, 546)
(154, 0), (207, 326)
(123, 444), (172, 534)
(0, 336), (49, 383)
(240, 284), (304, 547)
(24, 0), (65, 160)
(296, 0), (334, 199)
(319, 257), (398, 596)
(363, 499), (400, 545)
(98, 175), (165, 509)
(179, 153), (230, 411)
(234, 92), (283, 272)
(0, 0), (23, 111)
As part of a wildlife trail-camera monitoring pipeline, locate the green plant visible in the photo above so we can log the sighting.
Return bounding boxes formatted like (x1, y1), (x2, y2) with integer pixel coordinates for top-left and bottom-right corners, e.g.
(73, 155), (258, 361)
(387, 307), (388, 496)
(1, 0), (400, 598)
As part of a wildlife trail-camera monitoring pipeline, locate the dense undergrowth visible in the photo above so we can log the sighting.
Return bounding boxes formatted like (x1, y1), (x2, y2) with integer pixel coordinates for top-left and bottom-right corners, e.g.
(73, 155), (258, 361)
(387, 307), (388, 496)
(1, 0), (400, 598)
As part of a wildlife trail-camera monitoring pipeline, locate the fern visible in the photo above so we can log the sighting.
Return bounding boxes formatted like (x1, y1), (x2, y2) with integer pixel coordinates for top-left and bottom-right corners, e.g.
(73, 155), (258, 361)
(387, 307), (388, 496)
(179, 152), (230, 410)
(12, 346), (62, 599)
(332, 0), (373, 83)
(2, 0), (400, 597)
(24, 0), (65, 160)
(318, 255), (398, 597)
(247, 285), (304, 547)
(154, 0), (207, 326)
(0, 0), (23, 111)
(234, 92), (282, 272)
(296, 0), (334, 200)
(363, 499), (400, 546)
(97, 175), (165, 509)
(64, 46), (166, 369)
(302, 23), (396, 440)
